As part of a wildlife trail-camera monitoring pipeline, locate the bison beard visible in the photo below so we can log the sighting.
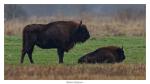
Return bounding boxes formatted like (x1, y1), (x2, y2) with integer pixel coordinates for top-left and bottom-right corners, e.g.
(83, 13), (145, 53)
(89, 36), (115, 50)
(20, 21), (90, 64)
(78, 46), (125, 64)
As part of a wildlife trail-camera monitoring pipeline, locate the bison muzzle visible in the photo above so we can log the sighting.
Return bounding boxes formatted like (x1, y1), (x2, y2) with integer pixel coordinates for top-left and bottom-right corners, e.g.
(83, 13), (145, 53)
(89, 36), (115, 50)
(78, 46), (125, 64)
(20, 21), (90, 64)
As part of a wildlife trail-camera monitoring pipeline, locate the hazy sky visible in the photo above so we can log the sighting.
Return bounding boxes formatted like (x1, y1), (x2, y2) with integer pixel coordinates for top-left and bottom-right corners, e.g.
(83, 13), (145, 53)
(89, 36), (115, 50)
(18, 4), (145, 16)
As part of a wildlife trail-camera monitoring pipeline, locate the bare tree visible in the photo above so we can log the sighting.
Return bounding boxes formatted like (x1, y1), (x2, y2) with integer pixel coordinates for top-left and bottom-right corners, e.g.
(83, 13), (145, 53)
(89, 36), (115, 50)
(4, 4), (27, 21)
(115, 6), (146, 22)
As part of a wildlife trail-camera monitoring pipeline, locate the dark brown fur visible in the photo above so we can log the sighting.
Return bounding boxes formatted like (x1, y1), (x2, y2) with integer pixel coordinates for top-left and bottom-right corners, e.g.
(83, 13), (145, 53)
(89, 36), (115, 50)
(20, 21), (90, 64)
(78, 46), (125, 64)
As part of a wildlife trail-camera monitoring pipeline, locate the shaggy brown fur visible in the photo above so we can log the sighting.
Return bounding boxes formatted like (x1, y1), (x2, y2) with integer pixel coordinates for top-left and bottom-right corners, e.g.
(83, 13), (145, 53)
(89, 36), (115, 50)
(20, 21), (90, 64)
(78, 46), (125, 64)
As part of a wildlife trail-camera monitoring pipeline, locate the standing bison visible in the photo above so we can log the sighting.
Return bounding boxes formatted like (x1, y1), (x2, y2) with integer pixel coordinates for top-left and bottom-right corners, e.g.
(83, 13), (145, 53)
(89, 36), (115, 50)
(78, 46), (125, 64)
(20, 21), (90, 64)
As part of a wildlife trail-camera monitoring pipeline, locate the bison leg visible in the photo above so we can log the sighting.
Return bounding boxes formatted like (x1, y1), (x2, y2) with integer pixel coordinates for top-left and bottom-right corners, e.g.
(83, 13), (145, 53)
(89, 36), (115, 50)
(27, 46), (34, 64)
(20, 49), (26, 64)
(21, 33), (36, 64)
(21, 42), (35, 64)
(57, 49), (64, 63)
(105, 57), (115, 63)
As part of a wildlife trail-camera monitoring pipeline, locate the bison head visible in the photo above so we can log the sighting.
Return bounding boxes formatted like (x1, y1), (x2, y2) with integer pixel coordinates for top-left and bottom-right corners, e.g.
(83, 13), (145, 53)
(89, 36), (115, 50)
(71, 21), (90, 43)
(116, 46), (125, 62)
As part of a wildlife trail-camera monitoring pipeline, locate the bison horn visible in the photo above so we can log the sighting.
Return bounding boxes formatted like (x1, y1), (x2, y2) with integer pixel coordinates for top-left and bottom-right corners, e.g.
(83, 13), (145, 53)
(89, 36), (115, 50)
(79, 20), (82, 26)
(121, 45), (123, 49)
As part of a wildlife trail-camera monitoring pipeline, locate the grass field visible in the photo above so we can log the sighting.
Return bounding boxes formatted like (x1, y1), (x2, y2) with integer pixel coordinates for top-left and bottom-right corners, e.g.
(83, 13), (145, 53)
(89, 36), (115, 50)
(5, 64), (145, 80)
(4, 15), (146, 80)
(4, 36), (146, 80)
(5, 36), (145, 64)
(4, 16), (145, 37)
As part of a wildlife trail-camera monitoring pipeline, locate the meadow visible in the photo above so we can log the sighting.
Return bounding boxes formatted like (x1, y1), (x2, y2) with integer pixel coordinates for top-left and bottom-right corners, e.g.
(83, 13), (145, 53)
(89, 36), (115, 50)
(4, 15), (146, 80)
(5, 36), (145, 64)
(4, 36), (146, 79)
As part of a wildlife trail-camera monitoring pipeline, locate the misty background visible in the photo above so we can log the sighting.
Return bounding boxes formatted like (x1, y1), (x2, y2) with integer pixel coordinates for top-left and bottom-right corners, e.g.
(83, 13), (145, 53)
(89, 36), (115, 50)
(4, 4), (145, 21)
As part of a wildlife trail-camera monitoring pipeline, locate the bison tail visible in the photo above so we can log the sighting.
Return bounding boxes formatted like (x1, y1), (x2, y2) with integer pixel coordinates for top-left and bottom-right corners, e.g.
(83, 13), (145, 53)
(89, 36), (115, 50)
(22, 27), (31, 51)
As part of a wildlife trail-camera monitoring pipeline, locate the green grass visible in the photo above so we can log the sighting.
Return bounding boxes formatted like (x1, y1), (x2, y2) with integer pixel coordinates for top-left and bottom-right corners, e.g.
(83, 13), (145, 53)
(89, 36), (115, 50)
(4, 36), (146, 65)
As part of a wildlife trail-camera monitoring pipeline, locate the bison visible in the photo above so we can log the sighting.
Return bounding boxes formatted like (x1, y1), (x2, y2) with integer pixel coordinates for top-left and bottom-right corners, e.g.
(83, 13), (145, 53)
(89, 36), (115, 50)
(78, 46), (125, 64)
(20, 20), (90, 64)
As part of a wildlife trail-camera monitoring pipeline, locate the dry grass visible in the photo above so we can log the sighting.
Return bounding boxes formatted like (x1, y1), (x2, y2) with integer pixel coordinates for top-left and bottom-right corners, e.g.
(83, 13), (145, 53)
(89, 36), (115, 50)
(4, 15), (145, 38)
(5, 64), (145, 80)
(4, 15), (146, 80)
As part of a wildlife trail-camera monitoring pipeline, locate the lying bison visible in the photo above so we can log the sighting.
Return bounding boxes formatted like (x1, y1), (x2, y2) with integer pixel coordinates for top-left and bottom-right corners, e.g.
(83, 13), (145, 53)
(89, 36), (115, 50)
(20, 21), (90, 64)
(78, 46), (125, 64)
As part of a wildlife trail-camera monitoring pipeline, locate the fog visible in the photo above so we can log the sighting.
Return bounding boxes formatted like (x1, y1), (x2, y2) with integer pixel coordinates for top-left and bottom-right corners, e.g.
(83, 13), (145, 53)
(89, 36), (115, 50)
(20, 4), (145, 16)
(4, 4), (145, 20)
